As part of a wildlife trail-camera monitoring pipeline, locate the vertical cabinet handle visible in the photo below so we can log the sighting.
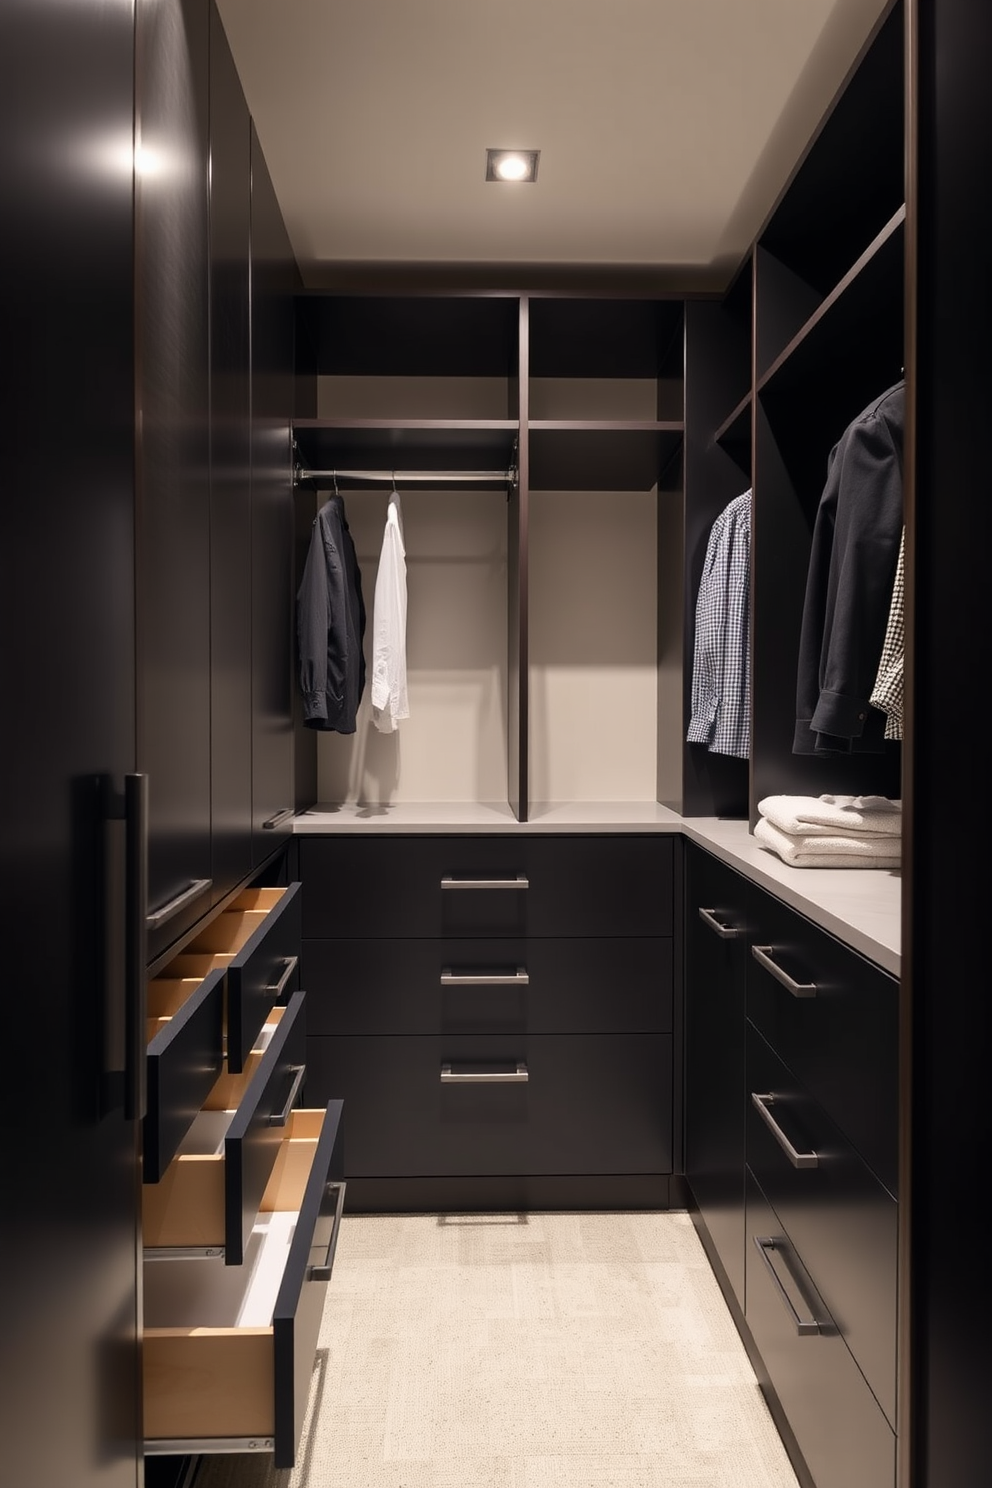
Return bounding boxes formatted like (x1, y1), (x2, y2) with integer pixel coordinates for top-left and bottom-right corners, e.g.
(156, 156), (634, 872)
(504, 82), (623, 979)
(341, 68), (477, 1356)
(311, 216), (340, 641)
(269, 1064), (307, 1127)
(751, 1092), (818, 1169)
(266, 955), (299, 999)
(751, 945), (817, 998)
(440, 875), (529, 890)
(307, 1181), (348, 1282)
(697, 906), (741, 939)
(124, 773), (149, 1121)
(753, 1236), (822, 1336)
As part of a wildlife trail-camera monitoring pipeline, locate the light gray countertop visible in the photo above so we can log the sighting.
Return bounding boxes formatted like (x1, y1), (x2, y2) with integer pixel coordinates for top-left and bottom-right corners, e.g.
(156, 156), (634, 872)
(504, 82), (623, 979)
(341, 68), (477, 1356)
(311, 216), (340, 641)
(292, 801), (902, 976)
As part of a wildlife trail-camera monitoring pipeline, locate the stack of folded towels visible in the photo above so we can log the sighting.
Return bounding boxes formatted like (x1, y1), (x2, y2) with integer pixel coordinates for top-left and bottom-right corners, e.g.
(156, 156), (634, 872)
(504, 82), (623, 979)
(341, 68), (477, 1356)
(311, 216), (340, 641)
(754, 794), (902, 869)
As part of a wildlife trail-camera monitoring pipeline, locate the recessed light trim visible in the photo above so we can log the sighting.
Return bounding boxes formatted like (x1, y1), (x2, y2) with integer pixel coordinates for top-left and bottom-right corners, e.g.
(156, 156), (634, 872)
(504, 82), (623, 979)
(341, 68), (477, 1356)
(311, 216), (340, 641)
(486, 148), (540, 183)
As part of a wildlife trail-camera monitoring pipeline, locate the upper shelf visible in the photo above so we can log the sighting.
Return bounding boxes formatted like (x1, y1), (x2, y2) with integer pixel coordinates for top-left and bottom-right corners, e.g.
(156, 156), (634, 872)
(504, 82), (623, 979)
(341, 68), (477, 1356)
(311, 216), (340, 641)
(293, 419), (519, 480)
(528, 423), (684, 492)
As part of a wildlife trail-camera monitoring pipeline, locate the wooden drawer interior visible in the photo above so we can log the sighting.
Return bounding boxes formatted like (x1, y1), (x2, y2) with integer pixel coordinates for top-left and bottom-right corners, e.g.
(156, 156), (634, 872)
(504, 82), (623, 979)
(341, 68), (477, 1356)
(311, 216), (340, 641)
(143, 1108), (325, 1444)
(143, 1012), (292, 1251)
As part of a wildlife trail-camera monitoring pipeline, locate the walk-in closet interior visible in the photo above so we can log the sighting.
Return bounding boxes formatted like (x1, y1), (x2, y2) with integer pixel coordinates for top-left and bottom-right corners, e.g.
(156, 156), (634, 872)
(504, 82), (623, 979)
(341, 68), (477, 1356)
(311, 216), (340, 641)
(3, 1), (990, 1486)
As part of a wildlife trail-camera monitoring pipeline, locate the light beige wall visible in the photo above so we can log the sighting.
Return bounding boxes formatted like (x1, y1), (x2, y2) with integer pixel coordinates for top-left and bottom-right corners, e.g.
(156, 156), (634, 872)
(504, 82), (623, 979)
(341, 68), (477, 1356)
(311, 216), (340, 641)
(315, 486), (509, 805)
(528, 488), (658, 803)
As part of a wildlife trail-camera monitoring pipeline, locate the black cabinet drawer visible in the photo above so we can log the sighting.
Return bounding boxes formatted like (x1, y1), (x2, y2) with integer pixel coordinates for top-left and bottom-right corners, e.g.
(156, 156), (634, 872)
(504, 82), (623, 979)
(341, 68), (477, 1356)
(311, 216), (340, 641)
(747, 1023), (897, 1426)
(300, 836), (673, 939)
(745, 1169), (895, 1488)
(143, 992), (307, 1265)
(305, 1032), (671, 1177)
(144, 1098), (344, 1469)
(188, 882), (301, 1072)
(747, 890), (898, 1194)
(302, 936), (672, 1036)
(145, 963), (226, 1184)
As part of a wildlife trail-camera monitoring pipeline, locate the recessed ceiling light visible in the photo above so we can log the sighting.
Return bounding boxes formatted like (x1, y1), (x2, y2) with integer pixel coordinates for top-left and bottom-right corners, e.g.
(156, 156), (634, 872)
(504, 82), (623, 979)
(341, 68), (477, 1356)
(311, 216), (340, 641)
(486, 148), (540, 183)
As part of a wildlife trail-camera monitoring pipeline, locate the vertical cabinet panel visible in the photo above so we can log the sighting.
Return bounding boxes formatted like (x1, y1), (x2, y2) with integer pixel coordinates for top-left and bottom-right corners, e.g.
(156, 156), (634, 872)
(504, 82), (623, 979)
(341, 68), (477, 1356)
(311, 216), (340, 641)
(250, 123), (296, 861)
(208, 5), (253, 901)
(684, 844), (748, 1310)
(1, 2), (140, 1485)
(137, 0), (213, 949)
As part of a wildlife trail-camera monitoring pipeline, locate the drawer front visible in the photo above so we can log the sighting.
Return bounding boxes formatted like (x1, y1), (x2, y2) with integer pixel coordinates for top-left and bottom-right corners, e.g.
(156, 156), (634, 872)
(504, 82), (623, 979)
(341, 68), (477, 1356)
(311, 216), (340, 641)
(145, 964), (226, 1184)
(302, 936), (673, 1036)
(747, 1023), (897, 1426)
(143, 992), (308, 1264)
(745, 1170), (895, 1488)
(300, 836), (673, 939)
(144, 1100), (344, 1469)
(225, 883), (302, 1072)
(305, 1032), (671, 1177)
(747, 888), (898, 1193)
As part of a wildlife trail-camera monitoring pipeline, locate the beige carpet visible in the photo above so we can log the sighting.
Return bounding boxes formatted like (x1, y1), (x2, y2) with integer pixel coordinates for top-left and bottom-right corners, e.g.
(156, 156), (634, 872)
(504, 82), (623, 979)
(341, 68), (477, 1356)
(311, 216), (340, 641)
(192, 1210), (799, 1488)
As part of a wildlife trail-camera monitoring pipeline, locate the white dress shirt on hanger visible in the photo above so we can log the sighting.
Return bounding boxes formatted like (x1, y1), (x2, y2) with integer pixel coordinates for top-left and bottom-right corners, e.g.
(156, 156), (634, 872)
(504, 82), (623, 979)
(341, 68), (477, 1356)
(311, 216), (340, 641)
(370, 489), (410, 733)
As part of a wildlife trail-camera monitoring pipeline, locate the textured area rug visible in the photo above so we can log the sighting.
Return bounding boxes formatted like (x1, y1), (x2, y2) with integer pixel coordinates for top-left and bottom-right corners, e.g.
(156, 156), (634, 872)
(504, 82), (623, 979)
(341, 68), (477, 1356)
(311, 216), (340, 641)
(192, 1210), (799, 1488)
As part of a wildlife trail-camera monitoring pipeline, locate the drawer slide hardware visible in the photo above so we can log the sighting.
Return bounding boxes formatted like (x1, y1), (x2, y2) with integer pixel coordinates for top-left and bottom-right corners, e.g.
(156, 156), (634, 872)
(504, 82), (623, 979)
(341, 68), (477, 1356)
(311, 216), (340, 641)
(441, 1062), (529, 1083)
(145, 1244), (225, 1262)
(753, 1235), (822, 1337)
(751, 945), (817, 998)
(698, 906), (741, 939)
(440, 875), (529, 890)
(441, 968), (529, 986)
(307, 1180), (348, 1282)
(266, 955), (300, 999)
(751, 1092), (819, 1169)
(146, 1437), (274, 1457)
(269, 1064), (307, 1127)
(147, 877), (213, 931)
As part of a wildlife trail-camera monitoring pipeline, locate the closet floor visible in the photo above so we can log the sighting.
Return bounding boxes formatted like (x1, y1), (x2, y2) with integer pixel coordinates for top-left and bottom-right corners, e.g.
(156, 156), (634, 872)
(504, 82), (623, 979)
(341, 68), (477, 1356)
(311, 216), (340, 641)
(191, 1210), (799, 1488)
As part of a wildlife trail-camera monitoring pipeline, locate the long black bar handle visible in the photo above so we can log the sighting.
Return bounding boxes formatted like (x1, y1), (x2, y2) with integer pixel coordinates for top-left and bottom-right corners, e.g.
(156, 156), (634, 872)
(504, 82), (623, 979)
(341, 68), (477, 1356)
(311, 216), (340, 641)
(124, 773), (149, 1120)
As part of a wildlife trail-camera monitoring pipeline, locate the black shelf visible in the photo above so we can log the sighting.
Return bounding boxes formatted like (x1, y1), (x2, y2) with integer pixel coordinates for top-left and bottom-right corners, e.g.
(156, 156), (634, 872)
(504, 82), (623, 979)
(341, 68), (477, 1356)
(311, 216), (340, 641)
(528, 422), (684, 492)
(298, 294), (520, 377)
(293, 419), (519, 479)
(529, 298), (684, 381)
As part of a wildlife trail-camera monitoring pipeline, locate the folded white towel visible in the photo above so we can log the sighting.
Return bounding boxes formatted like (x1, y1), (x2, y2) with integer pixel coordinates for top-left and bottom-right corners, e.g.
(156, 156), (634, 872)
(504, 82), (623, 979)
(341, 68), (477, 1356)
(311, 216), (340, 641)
(754, 816), (902, 869)
(757, 793), (902, 838)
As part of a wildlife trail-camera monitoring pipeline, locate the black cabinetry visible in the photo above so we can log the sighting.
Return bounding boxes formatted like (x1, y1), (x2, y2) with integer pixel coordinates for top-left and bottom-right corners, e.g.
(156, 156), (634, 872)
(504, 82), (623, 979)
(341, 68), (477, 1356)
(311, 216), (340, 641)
(300, 833), (674, 1209)
(137, 0), (214, 950)
(1, 3), (141, 1485)
(684, 843), (748, 1310)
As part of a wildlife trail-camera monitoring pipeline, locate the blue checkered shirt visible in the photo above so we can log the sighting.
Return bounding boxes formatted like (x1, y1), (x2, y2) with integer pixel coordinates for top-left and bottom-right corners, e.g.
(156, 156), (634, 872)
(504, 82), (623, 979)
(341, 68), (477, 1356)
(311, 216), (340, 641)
(686, 490), (751, 759)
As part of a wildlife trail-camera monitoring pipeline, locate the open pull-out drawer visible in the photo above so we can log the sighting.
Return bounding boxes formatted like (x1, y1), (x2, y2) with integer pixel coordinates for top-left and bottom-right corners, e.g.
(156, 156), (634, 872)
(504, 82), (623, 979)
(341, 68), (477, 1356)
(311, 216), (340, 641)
(145, 964), (227, 1184)
(191, 883), (302, 1073)
(144, 992), (307, 1264)
(144, 1099), (344, 1468)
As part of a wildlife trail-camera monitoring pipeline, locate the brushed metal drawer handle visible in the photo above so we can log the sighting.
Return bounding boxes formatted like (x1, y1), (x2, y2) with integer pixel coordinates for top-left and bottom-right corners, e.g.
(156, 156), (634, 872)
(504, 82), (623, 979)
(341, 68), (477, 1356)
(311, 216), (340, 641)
(441, 1062), (529, 1083)
(753, 1235), (822, 1336)
(751, 1092), (819, 1169)
(441, 875), (529, 890)
(269, 1063), (307, 1126)
(698, 906), (741, 940)
(751, 945), (817, 998)
(440, 968), (529, 986)
(263, 807), (294, 830)
(308, 1181), (347, 1282)
(266, 955), (299, 999)
(146, 877), (213, 930)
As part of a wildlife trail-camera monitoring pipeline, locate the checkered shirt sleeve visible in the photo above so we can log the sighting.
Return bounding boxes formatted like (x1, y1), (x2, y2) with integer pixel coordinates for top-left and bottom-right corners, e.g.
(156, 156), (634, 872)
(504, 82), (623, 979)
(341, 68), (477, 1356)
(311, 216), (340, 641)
(686, 490), (751, 759)
(870, 525), (904, 740)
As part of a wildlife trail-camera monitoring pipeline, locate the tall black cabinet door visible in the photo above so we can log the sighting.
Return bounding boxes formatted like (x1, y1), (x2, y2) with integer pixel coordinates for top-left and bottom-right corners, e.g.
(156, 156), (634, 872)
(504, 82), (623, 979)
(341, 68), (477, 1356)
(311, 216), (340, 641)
(208, 3), (253, 902)
(0, 2), (139, 1484)
(250, 123), (296, 860)
(136, 0), (213, 953)
(684, 843), (748, 1310)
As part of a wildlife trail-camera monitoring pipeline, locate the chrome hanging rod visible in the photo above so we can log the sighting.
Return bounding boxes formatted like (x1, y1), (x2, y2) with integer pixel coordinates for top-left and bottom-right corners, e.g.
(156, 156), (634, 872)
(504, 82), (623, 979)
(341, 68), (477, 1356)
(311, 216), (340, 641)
(294, 466), (516, 489)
